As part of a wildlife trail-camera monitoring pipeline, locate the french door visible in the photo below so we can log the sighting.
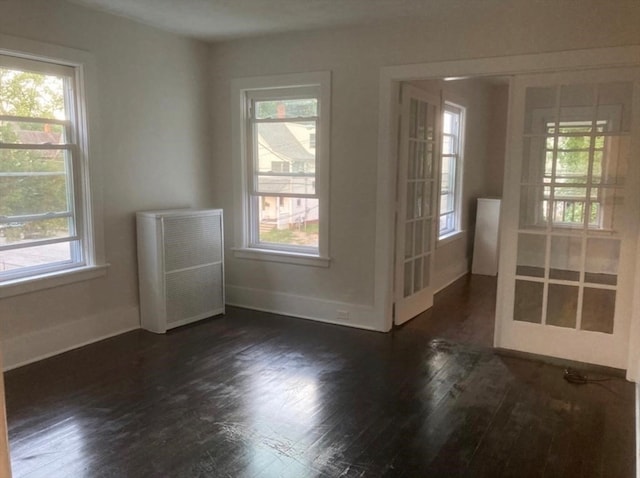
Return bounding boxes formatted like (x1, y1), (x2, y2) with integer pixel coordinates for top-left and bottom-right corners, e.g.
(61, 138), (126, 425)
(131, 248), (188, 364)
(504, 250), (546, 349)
(496, 68), (640, 368)
(394, 85), (440, 325)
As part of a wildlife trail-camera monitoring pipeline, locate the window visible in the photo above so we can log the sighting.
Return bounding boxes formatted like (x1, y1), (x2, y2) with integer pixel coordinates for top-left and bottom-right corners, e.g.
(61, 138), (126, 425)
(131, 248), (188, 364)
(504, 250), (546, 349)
(439, 102), (465, 238)
(542, 120), (607, 227)
(233, 72), (330, 266)
(521, 101), (625, 233)
(0, 53), (91, 283)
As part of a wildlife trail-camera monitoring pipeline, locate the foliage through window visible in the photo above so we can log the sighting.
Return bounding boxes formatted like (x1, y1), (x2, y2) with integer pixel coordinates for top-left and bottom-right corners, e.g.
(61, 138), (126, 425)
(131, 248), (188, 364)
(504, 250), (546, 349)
(0, 54), (87, 281)
(542, 120), (606, 227)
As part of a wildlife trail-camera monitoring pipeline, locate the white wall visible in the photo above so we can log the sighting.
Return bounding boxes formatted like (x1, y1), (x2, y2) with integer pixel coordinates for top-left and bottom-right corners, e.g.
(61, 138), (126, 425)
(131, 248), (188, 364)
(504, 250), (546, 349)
(485, 85), (509, 198)
(211, 1), (640, 330)
(0, 0), (213, 368)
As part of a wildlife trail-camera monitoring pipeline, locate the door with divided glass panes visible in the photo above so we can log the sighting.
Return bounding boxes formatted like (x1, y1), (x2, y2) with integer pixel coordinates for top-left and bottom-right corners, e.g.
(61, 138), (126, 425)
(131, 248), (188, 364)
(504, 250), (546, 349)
(495, 68), (640, 368)
(394, 85), (440, 325)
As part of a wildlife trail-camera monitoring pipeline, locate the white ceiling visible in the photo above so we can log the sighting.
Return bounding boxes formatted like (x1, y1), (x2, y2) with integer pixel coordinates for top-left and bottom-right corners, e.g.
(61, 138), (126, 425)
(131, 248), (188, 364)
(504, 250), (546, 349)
(69, 0), (462, 41)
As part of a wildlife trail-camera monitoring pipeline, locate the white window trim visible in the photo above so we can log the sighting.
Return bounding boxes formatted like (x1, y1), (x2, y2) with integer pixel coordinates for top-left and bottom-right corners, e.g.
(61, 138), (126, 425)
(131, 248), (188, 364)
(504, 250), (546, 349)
(0, 34), (107, 295)
(438, 99), (466, 241)
(231, 71), (331, 267)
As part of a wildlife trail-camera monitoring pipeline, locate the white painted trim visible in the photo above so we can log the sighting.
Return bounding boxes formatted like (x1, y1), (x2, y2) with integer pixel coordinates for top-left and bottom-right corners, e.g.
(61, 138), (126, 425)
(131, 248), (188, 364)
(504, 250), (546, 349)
(230, 71), (331, 260)
(437, 230), (466, 247)
(376, 46), (640, 334)
(627, 81), (640, 382)
(0, 264), (109, 299)
(0, 33), (106, 286)
(232, 247), (330, 267)
(2, 305), (140, 370)
(226, 284), (380, 332)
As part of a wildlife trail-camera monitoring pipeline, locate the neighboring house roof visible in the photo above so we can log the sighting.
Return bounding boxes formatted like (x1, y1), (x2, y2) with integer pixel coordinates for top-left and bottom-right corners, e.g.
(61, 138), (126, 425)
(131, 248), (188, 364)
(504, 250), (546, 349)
(16, 130), (62, 145)
(12, 130), (64, 160)
(258, 123), (314, 164)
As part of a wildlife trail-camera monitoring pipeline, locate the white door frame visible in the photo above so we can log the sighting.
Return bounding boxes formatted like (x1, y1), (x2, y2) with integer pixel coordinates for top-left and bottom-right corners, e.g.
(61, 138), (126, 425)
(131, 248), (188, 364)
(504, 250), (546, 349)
(374, 46), (640, 378)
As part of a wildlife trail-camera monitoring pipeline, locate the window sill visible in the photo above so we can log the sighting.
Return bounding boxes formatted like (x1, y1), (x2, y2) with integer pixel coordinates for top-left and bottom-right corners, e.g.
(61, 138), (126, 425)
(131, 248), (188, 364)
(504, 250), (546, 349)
(438, 230), (466, 247)
(0, 264), (110, 299)
(232, 248), (330, 267)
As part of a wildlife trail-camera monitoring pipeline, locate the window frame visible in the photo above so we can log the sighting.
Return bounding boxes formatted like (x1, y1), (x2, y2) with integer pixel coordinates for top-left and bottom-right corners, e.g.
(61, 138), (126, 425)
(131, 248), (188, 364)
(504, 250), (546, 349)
(0, 35), (106, 297)
(438, 100), (466, 241)
(231, 72), (331, 267)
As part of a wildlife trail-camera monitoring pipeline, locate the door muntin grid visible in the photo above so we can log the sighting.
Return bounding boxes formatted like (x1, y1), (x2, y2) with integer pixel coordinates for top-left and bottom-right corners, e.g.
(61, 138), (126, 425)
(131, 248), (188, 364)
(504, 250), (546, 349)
(514, 82), (631, 333)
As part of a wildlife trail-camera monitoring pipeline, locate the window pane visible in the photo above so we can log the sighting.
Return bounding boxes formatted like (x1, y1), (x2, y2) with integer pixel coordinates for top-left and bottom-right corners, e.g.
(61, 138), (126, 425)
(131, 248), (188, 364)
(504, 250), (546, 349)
(524, 87), (556, 134)
(404, 222), (413, 259)
(254, 98), (317, 119)
(442, 134), (455, 155)
(403, 261), (412, 298)
(0, 68), (66, 120)
(256, 121), (316, 195)
(521, 136), (546, 183)
(1, 217), (72, 246)
(595, 186), (625, 233)
(0, 120), (67, 144)
(0, 241), (74, 273)
(519, 185), (547, 230)
(439, 104), (462, 239)
(597, 82), (633, 133)
(514, 280), (543, 324)
(257, 196), (318, 247)
(549, 235), (581, 281)
(516, 233), (546, 277)
(413, 257), (423, 292)
(599, 135), (629, 185)
(581, 288), (615, 333)
(550, 186), (589, 227)
(585, 238), (619, 285)
(560, 84), (595, 122)
(546, 284), (578, 328)
(0, 149), (71, 216)
(443, 111), (455, 135)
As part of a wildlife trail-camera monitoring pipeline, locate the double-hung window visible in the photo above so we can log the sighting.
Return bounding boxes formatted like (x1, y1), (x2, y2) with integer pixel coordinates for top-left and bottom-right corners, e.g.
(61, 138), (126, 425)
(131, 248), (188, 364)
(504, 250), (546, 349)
(439, 102), (465, 239)
(234, 72), (330, 266)
(0, 53), (89, 283)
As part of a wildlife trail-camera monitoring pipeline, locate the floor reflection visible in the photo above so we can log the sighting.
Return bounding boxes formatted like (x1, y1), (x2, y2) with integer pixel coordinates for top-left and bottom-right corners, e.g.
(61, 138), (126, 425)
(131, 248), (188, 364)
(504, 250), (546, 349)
(11, 417), (90, 478)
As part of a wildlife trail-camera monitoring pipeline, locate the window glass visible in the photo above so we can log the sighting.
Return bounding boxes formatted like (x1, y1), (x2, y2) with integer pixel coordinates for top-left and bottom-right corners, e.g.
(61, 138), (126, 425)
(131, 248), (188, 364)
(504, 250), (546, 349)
(0, 55), (85, 281)
(439, 103), (464, 238)
(245, 84), (326, 255)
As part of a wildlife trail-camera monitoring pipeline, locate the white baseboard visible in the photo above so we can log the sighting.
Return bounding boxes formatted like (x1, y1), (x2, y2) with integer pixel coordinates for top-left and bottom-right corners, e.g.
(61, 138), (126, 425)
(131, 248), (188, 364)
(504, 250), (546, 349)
(434, 261), (469, 294)
(226, 285), (382, 332)
(2, 306), (140, 371)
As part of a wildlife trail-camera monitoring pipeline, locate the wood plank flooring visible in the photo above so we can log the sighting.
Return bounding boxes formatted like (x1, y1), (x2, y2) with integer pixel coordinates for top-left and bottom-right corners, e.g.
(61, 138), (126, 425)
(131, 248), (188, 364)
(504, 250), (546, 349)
(5, 275), (636, 477)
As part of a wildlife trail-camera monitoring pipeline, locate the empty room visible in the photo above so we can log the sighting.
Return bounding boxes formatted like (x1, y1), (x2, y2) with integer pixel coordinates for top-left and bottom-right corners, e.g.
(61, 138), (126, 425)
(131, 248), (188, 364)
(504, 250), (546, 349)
(1, 0), (640, 476)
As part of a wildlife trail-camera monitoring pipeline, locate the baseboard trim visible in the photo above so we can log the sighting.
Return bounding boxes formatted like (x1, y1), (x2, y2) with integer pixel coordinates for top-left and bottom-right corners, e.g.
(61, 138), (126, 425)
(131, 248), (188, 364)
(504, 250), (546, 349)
(2, 306), (140, 371)
(435, 268), (469, 294)
(226, 284), (382, 332)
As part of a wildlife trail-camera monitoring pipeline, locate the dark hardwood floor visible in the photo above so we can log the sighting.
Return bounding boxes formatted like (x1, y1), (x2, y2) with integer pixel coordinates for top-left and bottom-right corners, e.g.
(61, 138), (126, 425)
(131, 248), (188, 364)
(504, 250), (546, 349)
(5, 275), (636, 477)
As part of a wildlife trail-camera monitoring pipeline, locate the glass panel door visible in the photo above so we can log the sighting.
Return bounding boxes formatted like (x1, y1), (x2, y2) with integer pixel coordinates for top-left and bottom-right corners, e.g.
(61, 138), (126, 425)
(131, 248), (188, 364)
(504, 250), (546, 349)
(496, 69), (639, 368)
(394, 84), (440, 325)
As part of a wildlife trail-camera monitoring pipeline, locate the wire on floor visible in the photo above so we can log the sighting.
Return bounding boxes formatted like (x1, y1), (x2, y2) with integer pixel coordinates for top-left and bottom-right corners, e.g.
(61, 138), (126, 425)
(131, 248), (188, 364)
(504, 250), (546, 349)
(563, 368), (612, 385)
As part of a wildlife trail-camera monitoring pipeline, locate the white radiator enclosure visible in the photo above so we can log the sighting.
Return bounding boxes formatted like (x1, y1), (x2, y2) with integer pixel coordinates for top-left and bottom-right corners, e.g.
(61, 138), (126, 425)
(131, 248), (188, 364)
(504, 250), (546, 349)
(136, 208), (225, 333)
